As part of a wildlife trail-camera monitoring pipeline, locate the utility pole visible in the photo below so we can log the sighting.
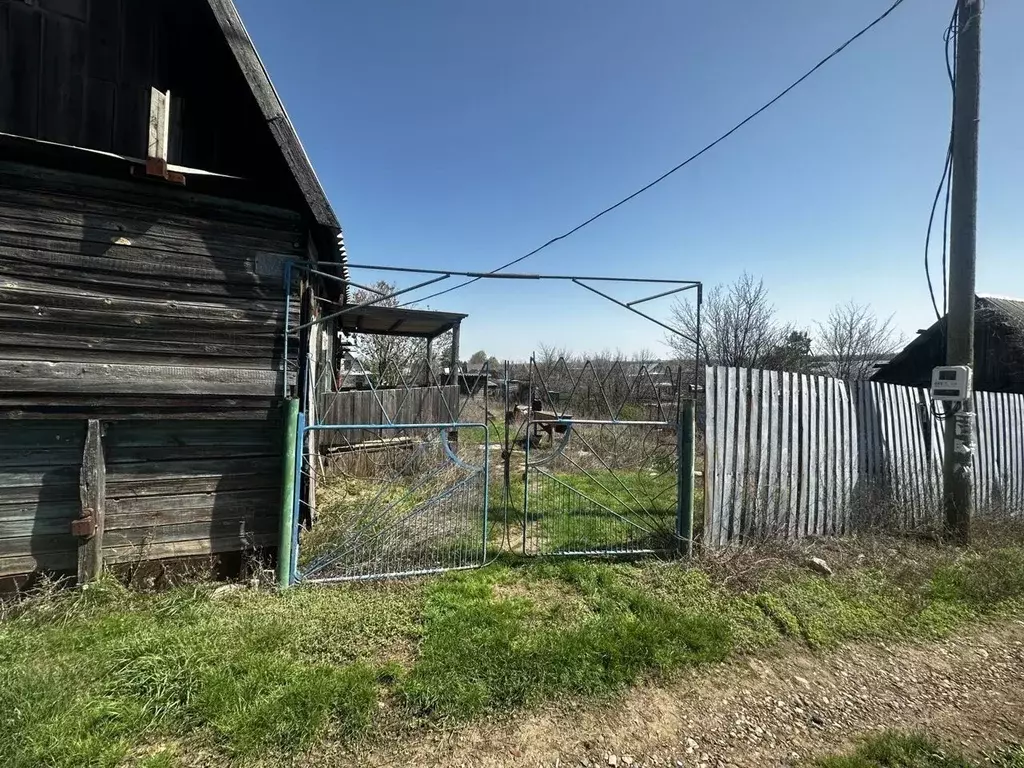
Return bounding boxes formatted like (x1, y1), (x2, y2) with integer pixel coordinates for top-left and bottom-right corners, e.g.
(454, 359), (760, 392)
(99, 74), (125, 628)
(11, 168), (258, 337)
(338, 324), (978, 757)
(943, 0), (982, 544)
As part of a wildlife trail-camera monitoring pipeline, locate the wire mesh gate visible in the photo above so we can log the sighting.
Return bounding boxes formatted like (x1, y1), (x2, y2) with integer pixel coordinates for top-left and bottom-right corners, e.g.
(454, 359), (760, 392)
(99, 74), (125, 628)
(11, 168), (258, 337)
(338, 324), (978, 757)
(520, 358), (684, 556)
(292, 356), (688, 584)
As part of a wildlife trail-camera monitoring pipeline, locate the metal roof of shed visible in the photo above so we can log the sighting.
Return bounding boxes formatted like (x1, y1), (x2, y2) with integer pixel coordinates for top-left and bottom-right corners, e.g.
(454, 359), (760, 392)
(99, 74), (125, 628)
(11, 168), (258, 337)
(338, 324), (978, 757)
(337, 306), (467, 340)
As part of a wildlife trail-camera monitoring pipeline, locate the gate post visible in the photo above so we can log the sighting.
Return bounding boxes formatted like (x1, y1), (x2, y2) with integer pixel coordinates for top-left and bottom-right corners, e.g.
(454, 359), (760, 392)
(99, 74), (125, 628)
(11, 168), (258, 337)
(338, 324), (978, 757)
(677, 399), (696, 556)
(277, 398), (300, 589)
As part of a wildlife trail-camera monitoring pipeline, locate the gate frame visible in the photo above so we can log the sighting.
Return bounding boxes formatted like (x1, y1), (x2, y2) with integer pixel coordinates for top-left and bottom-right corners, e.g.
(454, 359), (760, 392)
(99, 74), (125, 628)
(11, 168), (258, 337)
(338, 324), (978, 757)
(522, 416), (686, 557)
(291, 420), (490, 585)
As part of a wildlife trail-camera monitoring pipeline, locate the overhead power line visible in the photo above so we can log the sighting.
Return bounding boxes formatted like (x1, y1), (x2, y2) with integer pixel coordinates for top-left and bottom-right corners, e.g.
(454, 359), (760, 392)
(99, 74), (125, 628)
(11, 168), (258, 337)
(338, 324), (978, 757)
(925, 4), (959, 323)
(399, 0), (911, 308)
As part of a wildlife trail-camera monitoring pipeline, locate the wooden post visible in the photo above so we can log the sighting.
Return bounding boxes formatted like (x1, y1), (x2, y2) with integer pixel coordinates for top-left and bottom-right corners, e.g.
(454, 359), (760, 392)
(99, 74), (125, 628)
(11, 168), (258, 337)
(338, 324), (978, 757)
(943, 0), (982, 544)
(75, 420), (105, 583)
(449, 321), (461, 387)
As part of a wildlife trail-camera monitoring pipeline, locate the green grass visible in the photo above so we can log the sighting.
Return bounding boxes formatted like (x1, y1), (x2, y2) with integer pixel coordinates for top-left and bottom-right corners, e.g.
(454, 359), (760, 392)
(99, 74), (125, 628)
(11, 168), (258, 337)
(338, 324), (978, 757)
(399, 563), (730, 718)
(814, 731), (1024, 767)
(0, 580), (414, 767)
(3, 544), (1024, 766)
(529, 469), (678, 551)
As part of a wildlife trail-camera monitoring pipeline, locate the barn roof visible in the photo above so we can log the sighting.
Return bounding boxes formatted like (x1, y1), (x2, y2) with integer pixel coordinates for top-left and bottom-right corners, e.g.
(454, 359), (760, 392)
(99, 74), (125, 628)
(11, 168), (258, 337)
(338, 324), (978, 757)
(873, 295), (1024, 381)
(980, 295), (1024, 335)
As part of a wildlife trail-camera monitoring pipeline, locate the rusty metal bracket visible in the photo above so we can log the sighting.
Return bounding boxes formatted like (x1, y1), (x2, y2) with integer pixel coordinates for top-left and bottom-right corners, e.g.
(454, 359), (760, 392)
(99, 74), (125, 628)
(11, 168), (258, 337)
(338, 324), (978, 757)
(71, 516), (95, 538)
(131, 163), (187, 185)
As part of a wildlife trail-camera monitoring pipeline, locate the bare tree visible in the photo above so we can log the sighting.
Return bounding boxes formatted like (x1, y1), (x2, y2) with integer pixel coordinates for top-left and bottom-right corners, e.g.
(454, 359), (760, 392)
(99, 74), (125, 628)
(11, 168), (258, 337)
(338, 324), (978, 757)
(348, 281), (427, 388)
(815, 301), (903, 380)
(668, 273), (787, 368)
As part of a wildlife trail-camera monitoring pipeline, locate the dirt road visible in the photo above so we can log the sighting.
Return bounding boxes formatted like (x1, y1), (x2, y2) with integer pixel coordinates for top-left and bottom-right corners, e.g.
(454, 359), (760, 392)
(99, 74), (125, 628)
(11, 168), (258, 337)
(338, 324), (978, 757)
(343, 621), (1024, 767)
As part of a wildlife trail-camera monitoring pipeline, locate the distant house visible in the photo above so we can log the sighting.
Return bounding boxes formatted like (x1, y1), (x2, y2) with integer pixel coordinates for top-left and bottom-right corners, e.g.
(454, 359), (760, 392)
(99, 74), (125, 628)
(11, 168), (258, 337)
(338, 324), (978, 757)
(808, 354), (895, 380)
(872, 295), (1024, 394)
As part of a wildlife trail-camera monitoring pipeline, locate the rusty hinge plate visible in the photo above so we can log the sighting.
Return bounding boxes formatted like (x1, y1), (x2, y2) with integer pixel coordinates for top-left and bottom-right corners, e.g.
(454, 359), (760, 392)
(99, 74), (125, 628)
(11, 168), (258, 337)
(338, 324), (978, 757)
(71, 516), (94, 538)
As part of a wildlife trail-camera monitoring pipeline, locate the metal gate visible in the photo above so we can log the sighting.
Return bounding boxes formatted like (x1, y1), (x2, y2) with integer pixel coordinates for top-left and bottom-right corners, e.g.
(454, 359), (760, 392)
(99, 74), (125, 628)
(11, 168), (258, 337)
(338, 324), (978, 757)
(291, 355), (689, 584)
(292, 352), (495, 584)
(520, 358), (684, 556)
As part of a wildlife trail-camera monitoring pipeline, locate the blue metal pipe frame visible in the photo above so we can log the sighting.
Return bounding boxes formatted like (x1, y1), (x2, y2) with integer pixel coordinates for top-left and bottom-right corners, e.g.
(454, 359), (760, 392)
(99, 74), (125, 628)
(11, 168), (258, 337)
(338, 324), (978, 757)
(291, 422), (490, 584)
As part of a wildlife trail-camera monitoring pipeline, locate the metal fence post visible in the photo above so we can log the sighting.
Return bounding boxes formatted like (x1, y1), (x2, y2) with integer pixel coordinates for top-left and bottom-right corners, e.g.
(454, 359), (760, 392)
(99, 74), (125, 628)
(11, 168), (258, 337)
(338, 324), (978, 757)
(677, 399), (696, 556)
(277, 398), (300, 588)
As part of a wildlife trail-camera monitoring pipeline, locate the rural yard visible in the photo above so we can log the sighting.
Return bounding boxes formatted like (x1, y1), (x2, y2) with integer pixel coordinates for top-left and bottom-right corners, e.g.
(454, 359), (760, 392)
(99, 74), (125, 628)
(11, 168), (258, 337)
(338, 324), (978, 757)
(4, 533), (1024, 767)
(1, 0), (1022, 765)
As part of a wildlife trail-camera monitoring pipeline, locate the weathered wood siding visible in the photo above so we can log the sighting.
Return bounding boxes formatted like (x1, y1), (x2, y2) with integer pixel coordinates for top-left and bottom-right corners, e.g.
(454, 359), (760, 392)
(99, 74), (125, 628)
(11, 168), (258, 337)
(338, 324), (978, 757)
(0, 420), (281, 578)
(102, 421), (280, 566)
(0, 421), (86, 576)
(704, 366), (1024, 547)
(0, 162), (302, 577)
(0, 162), (301, 416)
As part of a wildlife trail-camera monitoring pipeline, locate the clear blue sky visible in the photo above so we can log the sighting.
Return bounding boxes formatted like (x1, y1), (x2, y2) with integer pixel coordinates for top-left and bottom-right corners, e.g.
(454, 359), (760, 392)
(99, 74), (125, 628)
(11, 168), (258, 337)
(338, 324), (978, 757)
(238, 0), (1024, 360)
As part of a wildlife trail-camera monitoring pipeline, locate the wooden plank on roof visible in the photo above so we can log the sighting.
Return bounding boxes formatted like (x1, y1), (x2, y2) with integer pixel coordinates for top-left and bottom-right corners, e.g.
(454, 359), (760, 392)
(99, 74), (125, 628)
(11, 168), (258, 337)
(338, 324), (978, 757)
(146, 87), (172, 178)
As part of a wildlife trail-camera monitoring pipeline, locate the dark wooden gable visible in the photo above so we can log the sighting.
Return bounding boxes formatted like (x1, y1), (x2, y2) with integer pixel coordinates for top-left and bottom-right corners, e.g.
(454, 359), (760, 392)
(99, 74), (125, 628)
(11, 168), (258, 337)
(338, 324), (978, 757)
(0, 0), (337, 230)
(872, 297), (1024, 394)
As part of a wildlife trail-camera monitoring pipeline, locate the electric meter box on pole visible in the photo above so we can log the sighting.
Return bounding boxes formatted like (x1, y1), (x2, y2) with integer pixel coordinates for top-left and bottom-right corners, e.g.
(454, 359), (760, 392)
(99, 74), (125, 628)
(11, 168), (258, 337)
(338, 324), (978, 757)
(930, 366), (972, 402)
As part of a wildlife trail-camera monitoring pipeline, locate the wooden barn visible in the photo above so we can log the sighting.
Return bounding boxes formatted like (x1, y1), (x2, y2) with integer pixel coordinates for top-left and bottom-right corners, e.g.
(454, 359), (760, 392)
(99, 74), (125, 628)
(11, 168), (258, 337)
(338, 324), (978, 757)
(873, 295), (1024, 394)
(0, 0), (348, 582)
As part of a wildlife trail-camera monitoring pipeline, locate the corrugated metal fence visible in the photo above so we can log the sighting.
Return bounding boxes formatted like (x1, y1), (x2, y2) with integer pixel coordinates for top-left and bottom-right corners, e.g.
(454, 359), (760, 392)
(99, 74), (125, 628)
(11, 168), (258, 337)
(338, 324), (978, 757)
(704, 366), (1024, 546)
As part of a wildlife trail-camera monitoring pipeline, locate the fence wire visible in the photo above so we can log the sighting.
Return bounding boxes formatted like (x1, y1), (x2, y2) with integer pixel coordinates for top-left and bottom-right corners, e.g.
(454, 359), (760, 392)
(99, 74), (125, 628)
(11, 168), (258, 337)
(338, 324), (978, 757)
(293, 355), (689, 582)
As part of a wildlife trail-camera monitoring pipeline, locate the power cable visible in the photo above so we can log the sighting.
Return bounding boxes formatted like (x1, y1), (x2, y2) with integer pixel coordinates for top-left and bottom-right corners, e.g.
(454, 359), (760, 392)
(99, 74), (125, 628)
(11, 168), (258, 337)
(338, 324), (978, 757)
(925, 4), (959, 322)
(399, 0), (911, 308)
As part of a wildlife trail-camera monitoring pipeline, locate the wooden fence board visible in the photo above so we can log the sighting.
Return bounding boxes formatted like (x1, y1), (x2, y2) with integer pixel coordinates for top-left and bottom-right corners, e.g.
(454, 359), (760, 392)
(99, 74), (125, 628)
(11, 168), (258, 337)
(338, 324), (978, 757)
(715, 366), (730, 547)
(704, 366), (716, 546)
(734, 368), (749, 538)
(784, 372), (797, 538)
(826, 377), (839, 535)
(760, 370), (776, 534)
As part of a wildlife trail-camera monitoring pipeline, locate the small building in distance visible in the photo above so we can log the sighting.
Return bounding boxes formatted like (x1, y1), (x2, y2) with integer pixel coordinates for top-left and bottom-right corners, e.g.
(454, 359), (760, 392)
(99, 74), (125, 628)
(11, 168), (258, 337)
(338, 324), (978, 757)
(872, 295), (1024, 394)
